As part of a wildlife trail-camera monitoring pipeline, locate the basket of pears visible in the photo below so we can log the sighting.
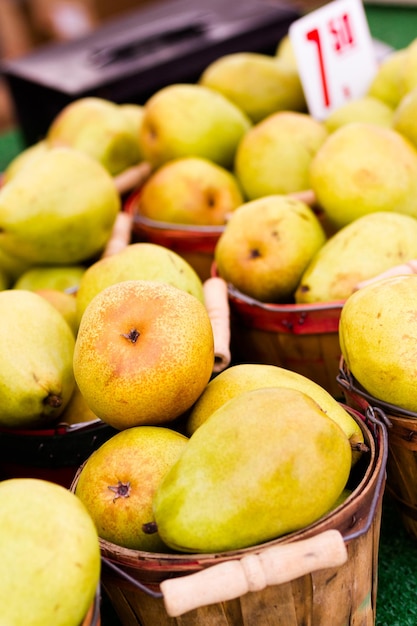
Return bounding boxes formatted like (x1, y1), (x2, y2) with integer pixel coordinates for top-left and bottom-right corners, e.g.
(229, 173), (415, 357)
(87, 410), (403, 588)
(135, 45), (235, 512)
(69, 359), (388, 626)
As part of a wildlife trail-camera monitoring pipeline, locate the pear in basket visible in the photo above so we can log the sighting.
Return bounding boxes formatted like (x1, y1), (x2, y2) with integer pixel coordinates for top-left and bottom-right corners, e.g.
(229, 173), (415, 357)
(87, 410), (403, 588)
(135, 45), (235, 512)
(339, 273), (417, 412)
(0, 478), (101, 626)
(75, 426), (188, 551)
(186, 362), (364, 462)
(13, 264), (86, 292)
(152, 387), (352, 553)
(139, 83), (252, 169)
(367, 48), (409, 108)
(295, 211), (417, 303)
(0, 290), (75, 428)
(324, 96), (394, 133)
(198, 52), (306, 123)
(214, 195), (326, 303)
(75, 242), (204, 324)
(309, 123), (417, 230)
(0, 146), (120, 265)
(46, 97), (143, 175)
(73, 280), (214, 430)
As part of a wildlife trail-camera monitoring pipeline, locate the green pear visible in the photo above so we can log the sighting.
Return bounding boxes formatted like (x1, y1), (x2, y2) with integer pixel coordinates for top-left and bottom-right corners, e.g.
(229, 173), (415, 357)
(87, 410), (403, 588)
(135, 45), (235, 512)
(309, 122), (417, 230)
(46, 97), (142, 175)
(0, 245), (33, 284)
(186, 362), (364, 454)
(2, 140), (49, 183)
(139, 83), (252, 169)
(275, 34), (298, 68)
(295, 212), (417, 303)
(138, 156), (244, 226)
(198, 52), (306, 123)
(324, 96), (394, 133)
(0, 289), (75, 428)
(13, 264), (86, 292)
(214, 195), (326, 302)
(75, 242), (204, 323)
(0, 478), (100, 626)
(339, 274), (417, 412)
(75, 426), (188, 551)
(234, 111), (328, 200)
(392, 86), (417, 149)
(0, 146), (120, 265)
(152, 386), (352, 552)
(367, 48), (409, 109)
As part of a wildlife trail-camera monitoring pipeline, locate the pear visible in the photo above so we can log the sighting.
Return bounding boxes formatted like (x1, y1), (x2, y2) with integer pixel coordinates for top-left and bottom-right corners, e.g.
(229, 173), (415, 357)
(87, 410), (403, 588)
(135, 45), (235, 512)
(139, 83), (252, 169)
(295, 212), (417, 303)
(2, 140), (49, 183)
(0, 147), (120, 265)
(13, 264), (86, 292)
(367, 48), (409, 109)
(214, 195), (326, 303)
(324, 96), (394, 133)
(0, 290), (75, 428)
(75, 242), (204, 323)
(46, 97), (142, 175)
(198, 52), (306, 123)
(234, 111), (328, 200)
(186, 363), (364, 456)
(0, 245), (32, 284)
(392, 86), (417, 149)
(309, 122), (417, 230)
(339, 274), (417, 412)
(402, 38), (417, 95)
(138, 156), (244, 226)
(75, 426), (188, 551)
(152, 387), (352, 553)
(0, 478), (100, 626)
(119, 103), (145, 162)
(275, 34), (298, 68)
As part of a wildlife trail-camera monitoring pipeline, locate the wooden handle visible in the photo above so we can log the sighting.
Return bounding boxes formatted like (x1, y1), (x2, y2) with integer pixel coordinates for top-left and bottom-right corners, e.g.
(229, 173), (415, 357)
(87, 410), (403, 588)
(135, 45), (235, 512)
(101, 211), (133, 258)
(203, 277), (231, 373)
(113, 161), (152, 195)
(160, 529), (347, 617)
(354, 260), (417, 291)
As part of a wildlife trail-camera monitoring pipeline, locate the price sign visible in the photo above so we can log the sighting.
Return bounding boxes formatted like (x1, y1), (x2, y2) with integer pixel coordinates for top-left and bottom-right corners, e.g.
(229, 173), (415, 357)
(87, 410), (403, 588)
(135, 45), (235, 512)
(289, 0), (378, 120)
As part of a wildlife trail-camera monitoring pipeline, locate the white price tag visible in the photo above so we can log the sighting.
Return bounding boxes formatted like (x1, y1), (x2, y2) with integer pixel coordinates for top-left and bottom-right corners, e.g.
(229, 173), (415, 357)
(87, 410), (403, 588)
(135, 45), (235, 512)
(289, 0), (379, 120)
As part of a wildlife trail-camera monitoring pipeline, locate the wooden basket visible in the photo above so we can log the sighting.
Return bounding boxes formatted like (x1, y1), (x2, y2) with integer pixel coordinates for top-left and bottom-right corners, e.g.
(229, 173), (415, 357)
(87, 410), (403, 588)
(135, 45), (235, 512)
(0, 420), (116, 488)
(338, 357), (417, 542)
(212, 269), (345, 398)
(70, 407), (387, 626)
(124, 189), (224, 282)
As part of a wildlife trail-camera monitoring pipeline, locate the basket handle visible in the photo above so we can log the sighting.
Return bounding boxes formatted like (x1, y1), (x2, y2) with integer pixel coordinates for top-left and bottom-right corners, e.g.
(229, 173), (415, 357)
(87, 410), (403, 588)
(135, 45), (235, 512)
(160, 529), (347, 617)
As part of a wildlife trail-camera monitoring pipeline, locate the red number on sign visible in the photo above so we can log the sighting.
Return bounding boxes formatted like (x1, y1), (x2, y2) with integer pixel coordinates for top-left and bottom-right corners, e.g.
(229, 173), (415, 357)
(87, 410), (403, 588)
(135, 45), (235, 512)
(328, 13), (355, 53)
(306, 27), (330, 109)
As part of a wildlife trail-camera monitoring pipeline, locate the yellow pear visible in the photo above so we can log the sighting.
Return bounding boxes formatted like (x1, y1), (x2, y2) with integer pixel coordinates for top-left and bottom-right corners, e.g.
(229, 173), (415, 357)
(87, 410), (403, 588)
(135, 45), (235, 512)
(152, 387), (352, 553)
(75, 242), (204, 323)
(137, 156), (244, 226)
(339, 274), (417, 412)
(2, 140), (49, 183)
(199, 52), (306, 123)
(234, 111), (328, 199)
(59, 382), (99, 425)
(73, 280), (214, 429)
(0, 478), (100, 626)
(392, 86), (417, 149)
(324, 96), (394, 133)
(214, 195), (326, 302)
(139, 83), (252, 169)
(295, 212), (417, 303)
(367, 48), (409, 109)
(46, 97), (142, 175)
(0, 147), (120, 265)
(186, 362), (364, 453)
(309, 122), (417, 230)
(35, 288), (79, 336)
(75, 426), (188, 551)
(0, 290), (75, 428)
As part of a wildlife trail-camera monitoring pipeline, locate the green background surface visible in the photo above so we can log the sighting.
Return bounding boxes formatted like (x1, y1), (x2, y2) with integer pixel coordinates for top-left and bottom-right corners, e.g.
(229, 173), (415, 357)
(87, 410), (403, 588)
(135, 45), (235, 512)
(1, 3), (417, 625)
